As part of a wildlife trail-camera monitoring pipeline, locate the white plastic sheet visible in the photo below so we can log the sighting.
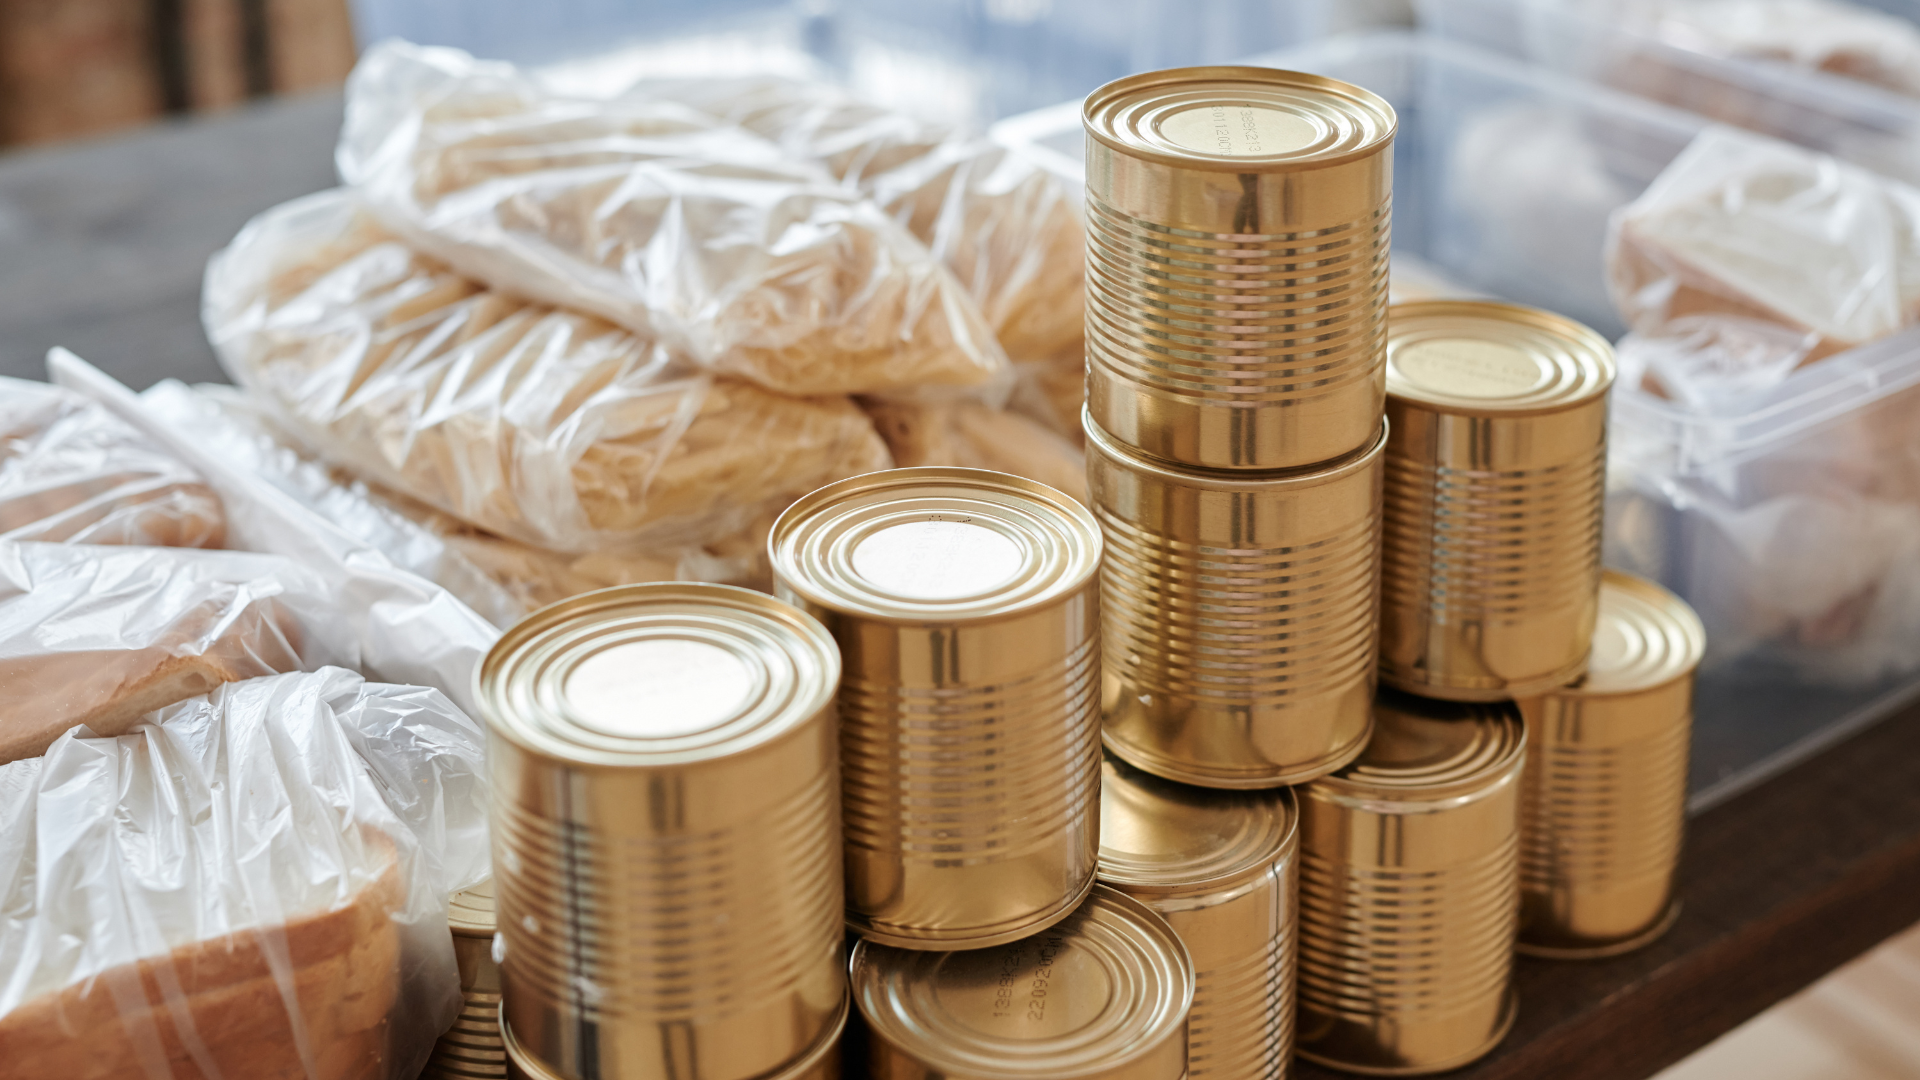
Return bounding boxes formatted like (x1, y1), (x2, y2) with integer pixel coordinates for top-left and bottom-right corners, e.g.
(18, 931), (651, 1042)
(337, 41), (1011, 399)
(1, 377), (225, 548)
(0, 666), (489, 1080)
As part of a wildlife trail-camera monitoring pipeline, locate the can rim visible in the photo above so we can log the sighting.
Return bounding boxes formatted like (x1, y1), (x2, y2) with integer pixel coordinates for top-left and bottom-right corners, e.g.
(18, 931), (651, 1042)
(1097, 756), (1300, 894)
(1083, 65), (1397, 172)
(1552, 570), (1706, 698)
(1084, 408), (1388, 490)
(447, 878), (495, 937)
(770, 467), (1102, 626)
(1385, 299), (1616, 417)
(501, 992), (850, 1080)
(1307, 692), (1527, 807)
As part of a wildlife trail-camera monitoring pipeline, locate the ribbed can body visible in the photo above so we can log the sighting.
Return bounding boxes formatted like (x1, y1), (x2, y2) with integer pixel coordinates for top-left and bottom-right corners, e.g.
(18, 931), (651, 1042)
(423, 888), (506, 1080)
(1295, 695), (1525, 1076)
(1088, 413), (1385, 788)
(771, 468), (1106, 950)
(1083, 67), (1395, 472)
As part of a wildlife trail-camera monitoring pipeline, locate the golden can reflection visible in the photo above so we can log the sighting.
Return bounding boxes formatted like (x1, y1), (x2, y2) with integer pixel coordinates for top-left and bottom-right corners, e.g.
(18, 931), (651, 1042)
(1378, 300), (1616, 701)
(1088, 411), (1384, 788)
(422, 881), (506, 1080)
(1516, 570), (1704, 958)
(1296, 689), (1526, 1076)
(1083, 66), (1395, 471)
(480, 584), (845, 1080)
(850, 885), (1193, 1080)
(772, 468), (1104, 951)
(1098, 755), (1298, 1080)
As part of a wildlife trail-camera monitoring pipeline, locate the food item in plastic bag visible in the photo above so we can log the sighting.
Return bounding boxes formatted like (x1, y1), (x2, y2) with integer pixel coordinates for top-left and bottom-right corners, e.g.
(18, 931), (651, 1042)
(206, 189), (893, 553)
(0, 541), (355, 764)
(1608, 126), (1920, 372)
(0, 666), (489, 1080)
(861, 398), (1089, 504)
(1007, 350), (1088, 443)
(336, 42), (1010, 399)
(1, 377), (225, 548)
(1640, 0), (1920, 98)
(644, 75), (1087, 367)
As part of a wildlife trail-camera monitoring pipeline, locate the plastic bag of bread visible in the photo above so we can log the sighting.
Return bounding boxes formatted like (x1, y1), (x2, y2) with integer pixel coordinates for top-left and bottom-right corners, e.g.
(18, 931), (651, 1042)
(0, 541), (355, 764)
(862, 398), (1089, 505)
(0, 666), (488, 1080)
(335, 42), (1010, 399)
(205, 189), (892, 552)
(1, 377), (225, 548)
(1608, 126), (1920, 383)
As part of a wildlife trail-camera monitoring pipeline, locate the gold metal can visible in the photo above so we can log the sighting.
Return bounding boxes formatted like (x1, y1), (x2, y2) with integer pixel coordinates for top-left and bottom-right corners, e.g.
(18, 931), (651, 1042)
(1087, 411), (1385, 788)
(850, 884), (1194, 1080)
(1083, 66), (1395, 472)
(1296, 689), (1526, 1076)
(771, 467), (1104, 951)
(1378, 300), (1616, 701)
(480, 583), (846, 1080)
(422, 881), (507, 1080)
(1097, 755), (1298, 1080)
(502, 995), (848, 1080)
(1516, 570), (1705, 958)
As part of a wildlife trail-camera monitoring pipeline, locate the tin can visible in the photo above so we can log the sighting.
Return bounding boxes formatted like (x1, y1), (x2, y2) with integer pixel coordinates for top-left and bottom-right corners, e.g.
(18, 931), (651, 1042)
(1296, 689), (1526, 1076)
(1083, 66), (1395, 472)
(502, 996), (848, 1080)
(1088, 410), (1385, 788)
(771, 467), (1104, 951)
(1378, 300), (1616, 701)
(480, 583), (846, 1080)
(1516, 570), (1704, 958)
(1097, 755), (1298, 1080)
(422, 881), (506, 1079)
(850, 884), (1194, 1080)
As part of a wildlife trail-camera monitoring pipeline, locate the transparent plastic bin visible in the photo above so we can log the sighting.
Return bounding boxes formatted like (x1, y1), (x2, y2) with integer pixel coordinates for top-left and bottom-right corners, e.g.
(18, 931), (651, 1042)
(991, 31), (1920, 809)
(1416, 0), (1920, 185)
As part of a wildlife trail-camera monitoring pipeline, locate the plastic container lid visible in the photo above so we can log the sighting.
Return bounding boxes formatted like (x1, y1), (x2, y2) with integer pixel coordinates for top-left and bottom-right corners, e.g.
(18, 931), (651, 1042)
(1083, 65), (1395, 170)
(1387, 300), (1616, 416)
(1097, 756), (1297, 894)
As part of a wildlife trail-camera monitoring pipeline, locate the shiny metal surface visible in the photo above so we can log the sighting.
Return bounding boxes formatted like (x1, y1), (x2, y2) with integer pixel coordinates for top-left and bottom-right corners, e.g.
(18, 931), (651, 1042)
(1083, 66), (1394, 471)
(480, 583), (845, 1080)
(1088, 412), (1384, 788)
(424, 880), (507, 1080)
(1296, 690), (1526, 1076)
(1098, 756), (1297, 1080)
(1379, 301), (1616, 701)
(1516, 570), (1705, 958)
(502, 995), (848, 1080)
(771, 468), (1104, 950)
(850, 885), (1193, 1080)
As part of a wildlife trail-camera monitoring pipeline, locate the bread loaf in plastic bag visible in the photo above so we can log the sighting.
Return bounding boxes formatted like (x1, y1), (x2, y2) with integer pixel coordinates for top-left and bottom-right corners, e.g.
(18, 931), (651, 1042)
(336, 42), (1010, 399)
(0, 541), (357, 765)
(0, 666), (488, 1080)
(204, 189), (892, 553)
(861, 399), (1089, 505)
(1, 377), (225, 548)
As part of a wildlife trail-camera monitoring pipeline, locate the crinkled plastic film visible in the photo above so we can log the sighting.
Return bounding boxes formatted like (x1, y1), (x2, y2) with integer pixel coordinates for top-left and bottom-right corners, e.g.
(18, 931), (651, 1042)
(0, 541), (357, 765)
(336, 42), (1010, 399)
(0, 377), (225, 548)
(203, 189), (893, 553)
(0, 667), (488, 1080)
(861, 398), (1089, 505)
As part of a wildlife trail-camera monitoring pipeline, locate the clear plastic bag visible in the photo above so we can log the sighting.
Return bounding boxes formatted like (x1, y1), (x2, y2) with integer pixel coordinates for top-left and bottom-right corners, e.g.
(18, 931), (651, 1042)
(336, 42), (1011, 399)
(203, 189), (892, 553)
(1, 377), (225, 548)
(1634, 0), (1920, 97)
(0, 540), (357, 765)
(860, 398), (1090, 505)
(0, 666), (489, 1080)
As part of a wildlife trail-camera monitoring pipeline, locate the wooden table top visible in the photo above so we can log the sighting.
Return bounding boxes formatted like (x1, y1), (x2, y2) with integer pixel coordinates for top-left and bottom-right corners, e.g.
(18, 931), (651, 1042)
(4, 91), (1918, 1080)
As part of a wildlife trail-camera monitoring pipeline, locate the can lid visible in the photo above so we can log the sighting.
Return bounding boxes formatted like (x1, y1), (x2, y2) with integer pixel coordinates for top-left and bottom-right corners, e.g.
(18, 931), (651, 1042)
(1310, 690), (1525, 805)
(477, 583), (839, 767)
(1084, 65), (1395, 171)
(1386, 300), (1615, 415)
(448, 878), (496, 937)
(1098, 755), (1296, 892)
(1571, 570), (1706, 696)
(851, 886), (1193, 1078)
(771, 468), (1101, 624)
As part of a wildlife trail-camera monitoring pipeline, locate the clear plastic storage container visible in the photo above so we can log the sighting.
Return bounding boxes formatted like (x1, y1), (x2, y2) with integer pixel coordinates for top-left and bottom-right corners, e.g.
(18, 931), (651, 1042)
(992, 32), (1920, 809)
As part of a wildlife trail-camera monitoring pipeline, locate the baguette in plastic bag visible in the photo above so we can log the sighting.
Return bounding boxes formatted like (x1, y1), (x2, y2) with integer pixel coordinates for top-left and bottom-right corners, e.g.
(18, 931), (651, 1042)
(1, 377), (225, 548)
(337, 42), (1010, 399)
(0, 666), (488, 1080)
(205, 190), (892, 553)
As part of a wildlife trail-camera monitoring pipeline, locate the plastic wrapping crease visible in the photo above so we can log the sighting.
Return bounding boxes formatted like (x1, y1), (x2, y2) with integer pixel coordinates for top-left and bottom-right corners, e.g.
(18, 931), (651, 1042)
(860, 398), (1089, 505)
(203, 189), (893, 553)
(0, 666), (489, 1080)
(336, 41), (1012, 400)
(1, 377), (226, 548)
